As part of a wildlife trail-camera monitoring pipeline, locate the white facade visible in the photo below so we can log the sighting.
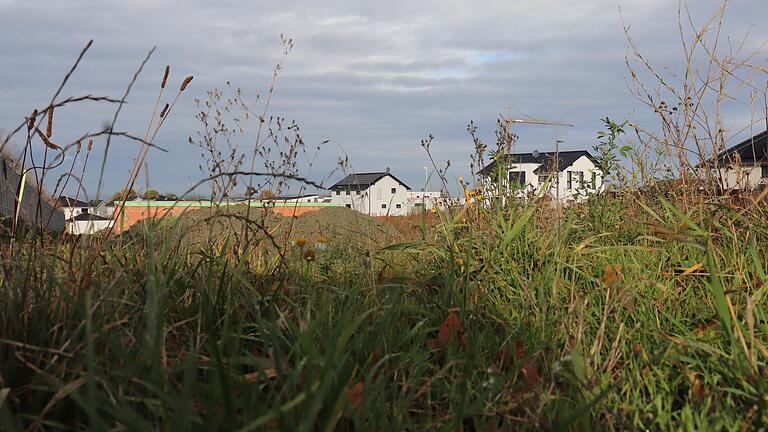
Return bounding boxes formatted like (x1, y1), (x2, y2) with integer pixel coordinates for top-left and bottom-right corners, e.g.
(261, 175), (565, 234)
(483, 155), (604, 203)
(67, 219), (113, 235)
(406, 191), (444, 213)
(60, 206), (87, 220)
(330, 175), (410, 216)
(90, 202), (114, 218)
(717, 166), (768, 189)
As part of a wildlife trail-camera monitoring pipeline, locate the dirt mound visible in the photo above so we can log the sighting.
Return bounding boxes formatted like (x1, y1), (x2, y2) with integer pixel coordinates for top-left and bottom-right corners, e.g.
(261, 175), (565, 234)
(128, 205), (402, 253)
(277, 207), (401, 245)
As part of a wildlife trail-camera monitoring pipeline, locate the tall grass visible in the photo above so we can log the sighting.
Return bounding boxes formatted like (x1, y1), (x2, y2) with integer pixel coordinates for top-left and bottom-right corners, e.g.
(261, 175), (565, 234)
(2, 188), (768, 430)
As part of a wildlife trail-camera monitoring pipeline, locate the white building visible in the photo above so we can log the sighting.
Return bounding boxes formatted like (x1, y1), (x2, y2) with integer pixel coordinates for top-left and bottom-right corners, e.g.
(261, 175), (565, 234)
(55, 196), (90, 220)
(88, 200), (114, 218)
(57, 196), (114, 219)
(329, 169), (411, 216)
(479, 150), (604, 203)
(700, 130), (768, 190)
(406, 191), (444, 213)
(66, 212), (114, 235)
(264, 194), (324, 204)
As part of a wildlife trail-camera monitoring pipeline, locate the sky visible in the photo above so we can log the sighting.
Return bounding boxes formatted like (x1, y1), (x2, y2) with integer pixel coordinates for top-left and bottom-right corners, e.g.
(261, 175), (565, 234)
(0, 0), (766, 199)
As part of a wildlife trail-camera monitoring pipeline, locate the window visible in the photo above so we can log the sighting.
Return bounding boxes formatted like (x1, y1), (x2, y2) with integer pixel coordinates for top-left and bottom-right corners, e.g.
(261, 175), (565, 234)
(591, 172), (597, 189)
(336, 190), (340, 196)
(396, 204), (401, 209)
(508, 171), (526, 187)
(578, 172), (585, 188)
(414, 203), (423, 207)
(381, 204), (387, 209)
(345, 190), (350, 195)
(391, 187), (397, 194)
(762, 166), (768, 178)
(567, 171), (573, 189)
(345, 204), (351, 208)
(355, 190), (360, 195)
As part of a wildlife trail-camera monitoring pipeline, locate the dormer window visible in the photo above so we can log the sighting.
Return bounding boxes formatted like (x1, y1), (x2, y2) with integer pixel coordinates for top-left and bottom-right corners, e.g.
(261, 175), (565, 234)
(391, 187), (397, 194)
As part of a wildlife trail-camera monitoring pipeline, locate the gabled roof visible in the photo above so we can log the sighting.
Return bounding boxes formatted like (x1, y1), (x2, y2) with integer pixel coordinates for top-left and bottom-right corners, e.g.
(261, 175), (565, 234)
(56, 196), (89, 208)
(66, 212), (112, 222)
(702, 130), (768, 167)
(479, 150), (597, 176)
(330, 172), (410, 190)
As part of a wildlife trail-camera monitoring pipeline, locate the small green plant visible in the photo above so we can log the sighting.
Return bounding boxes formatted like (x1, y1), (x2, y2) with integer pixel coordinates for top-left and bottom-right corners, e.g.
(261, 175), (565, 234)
(593, 116), (629, 189)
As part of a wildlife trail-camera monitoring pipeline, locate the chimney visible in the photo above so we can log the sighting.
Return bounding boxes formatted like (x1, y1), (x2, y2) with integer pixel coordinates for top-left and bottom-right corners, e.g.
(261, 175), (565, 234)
(385, 167), (390, 174)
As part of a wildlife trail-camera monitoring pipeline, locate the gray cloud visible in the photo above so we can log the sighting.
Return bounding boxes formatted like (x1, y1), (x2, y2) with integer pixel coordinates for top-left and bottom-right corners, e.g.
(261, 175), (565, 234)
(0, 0), (765, 197)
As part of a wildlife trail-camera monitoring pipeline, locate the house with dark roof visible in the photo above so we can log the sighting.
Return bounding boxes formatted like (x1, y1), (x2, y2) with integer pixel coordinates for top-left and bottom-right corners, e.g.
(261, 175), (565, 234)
(55, 196), (90, 219)
(66, 212), (113, 235)
(329, 168), (411, 215)
(479, 150), (603, 202)
(699, 130), (768, 189)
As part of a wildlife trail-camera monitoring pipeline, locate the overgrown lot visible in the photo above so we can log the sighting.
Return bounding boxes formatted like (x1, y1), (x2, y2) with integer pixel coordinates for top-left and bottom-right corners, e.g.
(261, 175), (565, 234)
(2, 189), (767, 431)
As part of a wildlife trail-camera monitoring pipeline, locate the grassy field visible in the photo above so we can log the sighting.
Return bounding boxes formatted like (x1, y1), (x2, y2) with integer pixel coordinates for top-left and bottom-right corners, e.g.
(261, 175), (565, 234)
(2, 187), (767, 431)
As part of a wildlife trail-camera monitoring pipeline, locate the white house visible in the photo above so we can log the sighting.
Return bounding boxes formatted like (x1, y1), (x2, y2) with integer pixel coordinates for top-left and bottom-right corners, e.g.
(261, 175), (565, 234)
(55, 196), (90, 220)
(699, 130), (768, 190)
(329, 169), (411, 216)
(479, 150), (604, 203)
(88, 200), (114, 218)
(406, 191), (444, 213)
(66, 212), (113, 235)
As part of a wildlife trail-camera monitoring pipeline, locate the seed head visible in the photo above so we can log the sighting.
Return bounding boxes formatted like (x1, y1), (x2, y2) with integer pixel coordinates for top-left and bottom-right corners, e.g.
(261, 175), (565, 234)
(180, 75), (193, 92)
(27, 109), (38, 132)
(76, 140), (82, 153)
(295, 237), (307, 248)
(303, 248), (316, 261)
(161, 65), (170, 89)
(159, 103), (169, 118)
(87, 139), (93, 151)
(46, 106), (54, 138)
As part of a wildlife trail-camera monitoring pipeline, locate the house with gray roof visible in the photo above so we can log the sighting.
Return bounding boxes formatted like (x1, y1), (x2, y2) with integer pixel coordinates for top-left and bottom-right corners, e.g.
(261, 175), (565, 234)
(329, 168), (411, 216)
(479, 150), (603, 202)
(698, 130), (768, 189)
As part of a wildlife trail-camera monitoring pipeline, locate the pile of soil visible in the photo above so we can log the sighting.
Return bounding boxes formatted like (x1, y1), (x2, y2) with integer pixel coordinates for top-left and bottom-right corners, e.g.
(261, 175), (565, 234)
(127, 205), (403, 253)
(276, 207), (402, 247)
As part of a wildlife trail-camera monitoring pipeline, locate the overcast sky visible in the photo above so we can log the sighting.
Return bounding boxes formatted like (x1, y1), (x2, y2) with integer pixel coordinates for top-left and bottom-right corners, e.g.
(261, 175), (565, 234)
(0, 0), (766, 198)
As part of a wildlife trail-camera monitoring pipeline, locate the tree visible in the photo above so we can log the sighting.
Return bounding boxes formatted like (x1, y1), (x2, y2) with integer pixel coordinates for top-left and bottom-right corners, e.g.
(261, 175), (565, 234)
(164, 192), (178, 200)
(108, 188), (137, 204)
(142, 189), (160, 200)
(256, 189), (276, 200)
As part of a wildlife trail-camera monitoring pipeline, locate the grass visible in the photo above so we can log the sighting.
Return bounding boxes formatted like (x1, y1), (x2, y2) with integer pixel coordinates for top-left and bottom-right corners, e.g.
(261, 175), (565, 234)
(1, 186), (767, 431)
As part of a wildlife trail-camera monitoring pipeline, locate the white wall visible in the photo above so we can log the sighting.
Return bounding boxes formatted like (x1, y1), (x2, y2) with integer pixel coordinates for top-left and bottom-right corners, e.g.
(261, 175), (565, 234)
(555, 156), (604, 202)
(68, 219), (113, 235)
(330, 175), (410, 216)
(406, 191), (443, 213)
(61, 207), (87, 220)
(718, 166), (767, 189)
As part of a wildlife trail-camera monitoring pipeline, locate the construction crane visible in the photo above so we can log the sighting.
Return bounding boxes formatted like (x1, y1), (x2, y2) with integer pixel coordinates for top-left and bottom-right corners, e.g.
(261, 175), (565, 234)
(500, 114), (573, 156)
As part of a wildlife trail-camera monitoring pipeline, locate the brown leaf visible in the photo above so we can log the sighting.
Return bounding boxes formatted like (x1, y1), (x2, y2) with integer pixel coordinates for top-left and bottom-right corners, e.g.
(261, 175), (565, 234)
(437, 309), (464, 349)
(346, 381), (364, 409)
(521, 359), (540, 392)
(601, 264), (623, 284)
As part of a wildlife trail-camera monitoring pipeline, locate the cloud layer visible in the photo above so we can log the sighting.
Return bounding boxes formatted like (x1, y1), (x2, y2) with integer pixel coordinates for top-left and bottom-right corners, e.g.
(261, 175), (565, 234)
(0, 0), (765, 197)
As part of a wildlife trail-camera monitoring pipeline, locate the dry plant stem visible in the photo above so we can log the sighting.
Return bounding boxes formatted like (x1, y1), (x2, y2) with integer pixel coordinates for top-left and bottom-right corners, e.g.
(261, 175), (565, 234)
(242, 38), (293, 249)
